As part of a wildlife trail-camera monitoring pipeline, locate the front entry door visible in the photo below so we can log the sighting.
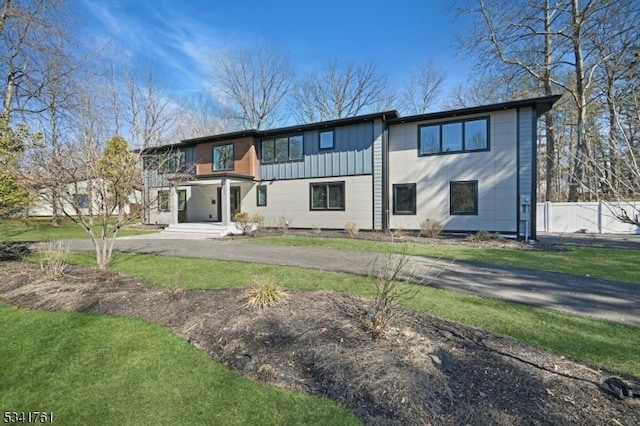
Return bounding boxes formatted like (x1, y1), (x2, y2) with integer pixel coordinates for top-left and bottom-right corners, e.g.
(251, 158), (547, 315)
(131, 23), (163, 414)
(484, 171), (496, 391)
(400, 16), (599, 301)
(216, 186), (241, 221)
(230, 186), (241, 218)
(177, 190), (187, 223)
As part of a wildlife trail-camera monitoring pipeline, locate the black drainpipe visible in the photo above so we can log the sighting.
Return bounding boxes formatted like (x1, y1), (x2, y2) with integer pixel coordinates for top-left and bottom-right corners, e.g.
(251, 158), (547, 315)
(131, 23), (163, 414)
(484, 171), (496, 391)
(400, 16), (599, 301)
(382, 114), (390, 232)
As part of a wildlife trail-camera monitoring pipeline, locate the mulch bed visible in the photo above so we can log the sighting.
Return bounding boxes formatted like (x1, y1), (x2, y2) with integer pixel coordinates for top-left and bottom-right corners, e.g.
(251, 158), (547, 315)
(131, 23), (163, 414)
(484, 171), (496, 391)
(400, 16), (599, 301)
(1, 257), (638, 425)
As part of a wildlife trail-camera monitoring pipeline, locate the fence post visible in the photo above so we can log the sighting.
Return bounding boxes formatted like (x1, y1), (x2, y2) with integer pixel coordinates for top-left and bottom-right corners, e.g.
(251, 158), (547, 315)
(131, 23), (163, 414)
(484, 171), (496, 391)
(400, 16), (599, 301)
(598, 201), (603, 234)
(545, 201), (551, 233)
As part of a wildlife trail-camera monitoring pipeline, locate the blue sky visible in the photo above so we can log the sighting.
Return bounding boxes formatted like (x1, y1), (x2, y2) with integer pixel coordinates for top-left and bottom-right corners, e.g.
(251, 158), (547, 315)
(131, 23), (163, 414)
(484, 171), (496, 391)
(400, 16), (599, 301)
(74, 0), (475, 108)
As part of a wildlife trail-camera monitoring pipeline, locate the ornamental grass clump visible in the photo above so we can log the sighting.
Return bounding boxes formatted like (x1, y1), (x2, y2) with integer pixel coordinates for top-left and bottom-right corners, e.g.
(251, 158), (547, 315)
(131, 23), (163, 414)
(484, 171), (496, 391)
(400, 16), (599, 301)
(241, 276), (288, 309)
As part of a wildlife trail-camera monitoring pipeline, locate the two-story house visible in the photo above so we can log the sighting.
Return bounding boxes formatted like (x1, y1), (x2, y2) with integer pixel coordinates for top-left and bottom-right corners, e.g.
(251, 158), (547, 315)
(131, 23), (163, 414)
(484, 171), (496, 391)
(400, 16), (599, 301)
(142, 95), (560, 239)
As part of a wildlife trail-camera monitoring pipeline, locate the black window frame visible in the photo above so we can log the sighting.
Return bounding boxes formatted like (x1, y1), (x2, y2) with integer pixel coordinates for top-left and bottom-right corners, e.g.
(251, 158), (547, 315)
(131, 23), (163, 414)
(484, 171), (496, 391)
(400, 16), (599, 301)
(450, 180), (479, 216)
(261, 134), (304, 163)
(212, 143), (234, 171)
(392, 183), (417, 215)
(158, 190), (170, 213)
(309, 181), (345, 211)
(319, 129), (335, 150)
(256, 185), (267, 207)
(74, 193), (89, 209)
(418, 116), (490, 157)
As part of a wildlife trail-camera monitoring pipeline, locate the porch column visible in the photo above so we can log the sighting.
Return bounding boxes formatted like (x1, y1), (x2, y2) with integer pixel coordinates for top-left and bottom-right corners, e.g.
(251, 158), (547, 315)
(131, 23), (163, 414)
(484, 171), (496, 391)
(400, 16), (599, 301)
(221, 178), (231, 225)
(169, 186), (178, 224)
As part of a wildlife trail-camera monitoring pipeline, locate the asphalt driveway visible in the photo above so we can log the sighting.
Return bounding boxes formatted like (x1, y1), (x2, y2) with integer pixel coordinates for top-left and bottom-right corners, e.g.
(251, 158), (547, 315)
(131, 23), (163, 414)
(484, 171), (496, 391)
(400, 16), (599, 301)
(53, 235), (640, 327)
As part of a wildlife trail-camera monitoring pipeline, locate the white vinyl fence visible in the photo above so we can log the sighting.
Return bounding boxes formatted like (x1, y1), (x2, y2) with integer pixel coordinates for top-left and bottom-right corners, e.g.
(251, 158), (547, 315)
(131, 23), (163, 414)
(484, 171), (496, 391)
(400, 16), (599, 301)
(537, 201), (640, 234)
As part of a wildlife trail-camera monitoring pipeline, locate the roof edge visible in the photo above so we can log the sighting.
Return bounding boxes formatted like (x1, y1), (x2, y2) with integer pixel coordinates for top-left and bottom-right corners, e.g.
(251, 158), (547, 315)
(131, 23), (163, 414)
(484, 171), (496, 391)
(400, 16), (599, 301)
(388, 95), (563, 125)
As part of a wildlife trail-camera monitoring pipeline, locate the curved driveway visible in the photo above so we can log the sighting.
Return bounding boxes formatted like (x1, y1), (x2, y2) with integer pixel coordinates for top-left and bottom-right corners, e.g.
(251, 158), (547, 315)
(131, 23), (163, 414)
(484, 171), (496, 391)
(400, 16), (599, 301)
(60, 236), (640, 327)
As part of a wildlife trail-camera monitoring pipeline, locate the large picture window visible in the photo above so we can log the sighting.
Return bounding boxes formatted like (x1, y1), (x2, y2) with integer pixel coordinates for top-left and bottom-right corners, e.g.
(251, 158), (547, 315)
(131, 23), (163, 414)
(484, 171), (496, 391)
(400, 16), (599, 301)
(419, 117), (489, 156)
(310, 182), (345, 210)
(213, 143), (234, 171)
(393, 184), (416, 215)
(450, 181), (478, 215)
(262, 135), (304, 163)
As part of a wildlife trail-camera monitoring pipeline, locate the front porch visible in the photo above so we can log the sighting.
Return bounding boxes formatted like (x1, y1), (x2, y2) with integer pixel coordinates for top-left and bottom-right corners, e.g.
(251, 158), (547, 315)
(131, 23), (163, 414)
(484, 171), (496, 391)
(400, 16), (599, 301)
(164, 176), (254, 235)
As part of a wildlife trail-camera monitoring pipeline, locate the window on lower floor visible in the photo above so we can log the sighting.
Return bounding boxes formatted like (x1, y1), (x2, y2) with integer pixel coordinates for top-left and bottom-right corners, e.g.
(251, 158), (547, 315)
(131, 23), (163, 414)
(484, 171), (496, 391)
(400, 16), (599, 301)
(256, 185), (267, 207)
(393, 184), (416, 215)
(158, 190), (170, 212)
(310, 181), (345, 210)
(74, 193), (89, 209)
(450, 181), (478, 215)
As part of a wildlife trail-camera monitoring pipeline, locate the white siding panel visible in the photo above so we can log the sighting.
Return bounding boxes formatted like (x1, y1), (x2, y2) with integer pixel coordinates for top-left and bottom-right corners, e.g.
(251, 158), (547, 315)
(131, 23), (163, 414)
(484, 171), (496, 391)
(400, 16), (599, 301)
(245, 175), (373, 229)
(388, 110), (519, 233)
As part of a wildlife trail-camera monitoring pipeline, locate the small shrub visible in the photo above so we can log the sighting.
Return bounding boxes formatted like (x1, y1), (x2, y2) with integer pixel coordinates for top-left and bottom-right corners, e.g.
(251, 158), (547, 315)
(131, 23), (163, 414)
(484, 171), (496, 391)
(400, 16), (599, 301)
(419, 219), (443, 238)
(241, 276), (288, 309)
(312, 223), (322, 233)
(467, 230), (502, 242)
(358, 251), (419, 339)
(39, 240), (68, 280)
(251, 213), (265, 230)
(277, 216), (292, 234)
(233, 212), (264, 235)
(389, 226), (404, 242)
(344, 221), (359, 237)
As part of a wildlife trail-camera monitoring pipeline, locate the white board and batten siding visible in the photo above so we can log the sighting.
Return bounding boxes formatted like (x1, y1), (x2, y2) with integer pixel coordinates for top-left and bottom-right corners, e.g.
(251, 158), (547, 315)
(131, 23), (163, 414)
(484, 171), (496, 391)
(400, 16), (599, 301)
(388, 109), (526, 235)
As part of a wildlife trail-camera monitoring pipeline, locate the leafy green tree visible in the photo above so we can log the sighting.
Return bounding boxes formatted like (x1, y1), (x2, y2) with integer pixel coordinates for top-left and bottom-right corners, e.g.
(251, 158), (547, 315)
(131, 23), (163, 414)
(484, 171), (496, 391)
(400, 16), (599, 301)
(0, 114), (37, 216)
(97, 135), (137, 211)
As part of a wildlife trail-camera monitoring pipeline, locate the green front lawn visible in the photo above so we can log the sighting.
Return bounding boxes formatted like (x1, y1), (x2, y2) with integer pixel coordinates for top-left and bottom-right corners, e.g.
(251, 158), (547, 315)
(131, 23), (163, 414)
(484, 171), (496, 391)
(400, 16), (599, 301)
(248, 236), (640, 284)
(0, 303), (359, 425)
(0, 217), (158, 242)
(66, 252), (640, 377)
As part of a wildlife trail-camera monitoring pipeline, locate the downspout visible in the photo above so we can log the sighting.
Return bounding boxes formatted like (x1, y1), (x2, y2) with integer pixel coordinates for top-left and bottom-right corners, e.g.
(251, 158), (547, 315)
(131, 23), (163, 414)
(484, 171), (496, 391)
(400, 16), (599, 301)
(382, 114), (390, 232)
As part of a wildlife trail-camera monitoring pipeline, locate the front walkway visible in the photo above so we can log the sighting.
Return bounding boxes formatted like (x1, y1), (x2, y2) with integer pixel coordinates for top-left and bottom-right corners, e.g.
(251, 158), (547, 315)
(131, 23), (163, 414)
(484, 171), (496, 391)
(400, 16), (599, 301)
(59, 237), (640, 326)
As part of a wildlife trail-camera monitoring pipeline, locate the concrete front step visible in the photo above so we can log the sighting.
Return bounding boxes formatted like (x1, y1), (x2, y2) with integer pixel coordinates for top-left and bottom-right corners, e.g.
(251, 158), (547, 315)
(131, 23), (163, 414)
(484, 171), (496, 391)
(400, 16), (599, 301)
(162, 222), (240, 236)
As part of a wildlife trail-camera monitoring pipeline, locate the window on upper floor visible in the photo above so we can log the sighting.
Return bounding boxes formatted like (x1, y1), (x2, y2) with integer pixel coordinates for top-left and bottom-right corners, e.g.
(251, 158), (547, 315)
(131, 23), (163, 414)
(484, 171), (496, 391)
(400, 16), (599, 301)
(261, 135), (304, 163)
(213, 143), (234, 171)
(393, 183), (416, 215)
(319, 130), (334, 150)
(158, 152), (184, 173)
(419, 117), (489, 156)
(450, 181), (478, 215)
(310, 181), (345, 210)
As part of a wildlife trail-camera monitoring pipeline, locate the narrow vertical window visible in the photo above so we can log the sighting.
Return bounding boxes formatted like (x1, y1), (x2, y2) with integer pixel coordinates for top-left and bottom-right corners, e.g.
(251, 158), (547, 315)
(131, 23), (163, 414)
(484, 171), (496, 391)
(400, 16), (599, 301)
(158, 191), (170, 212)
(256, 185), (267, 207)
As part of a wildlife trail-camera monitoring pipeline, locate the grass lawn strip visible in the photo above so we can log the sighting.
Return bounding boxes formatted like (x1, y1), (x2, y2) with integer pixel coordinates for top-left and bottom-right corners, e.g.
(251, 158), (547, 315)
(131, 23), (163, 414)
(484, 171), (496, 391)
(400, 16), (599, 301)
(0, 218), (158, 241)
(0, 303), (359, 425)
(65, 252), (640, 377)
(249, 236), (640, 284)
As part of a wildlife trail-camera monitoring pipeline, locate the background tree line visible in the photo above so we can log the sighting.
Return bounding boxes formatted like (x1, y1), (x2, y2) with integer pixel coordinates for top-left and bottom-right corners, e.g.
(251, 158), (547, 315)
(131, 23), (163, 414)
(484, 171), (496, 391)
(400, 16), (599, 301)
(2, 0), (639, 240)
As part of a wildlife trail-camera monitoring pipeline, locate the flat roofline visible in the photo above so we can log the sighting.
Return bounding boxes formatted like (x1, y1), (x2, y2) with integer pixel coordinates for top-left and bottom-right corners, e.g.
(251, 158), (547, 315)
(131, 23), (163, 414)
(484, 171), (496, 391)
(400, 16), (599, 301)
(387, 95), (562, 125)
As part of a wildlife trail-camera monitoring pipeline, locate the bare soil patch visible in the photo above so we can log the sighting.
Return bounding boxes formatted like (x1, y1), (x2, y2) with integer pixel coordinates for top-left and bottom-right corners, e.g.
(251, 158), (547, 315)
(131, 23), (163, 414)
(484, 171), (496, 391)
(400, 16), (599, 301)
(1, 260), (638, 425)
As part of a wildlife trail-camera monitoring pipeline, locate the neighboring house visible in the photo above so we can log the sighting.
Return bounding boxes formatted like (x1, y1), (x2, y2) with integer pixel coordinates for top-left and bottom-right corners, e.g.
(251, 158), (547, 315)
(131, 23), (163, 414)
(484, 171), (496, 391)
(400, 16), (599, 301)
(28, 179), (140, 218)
(143, 95), (561, 239)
